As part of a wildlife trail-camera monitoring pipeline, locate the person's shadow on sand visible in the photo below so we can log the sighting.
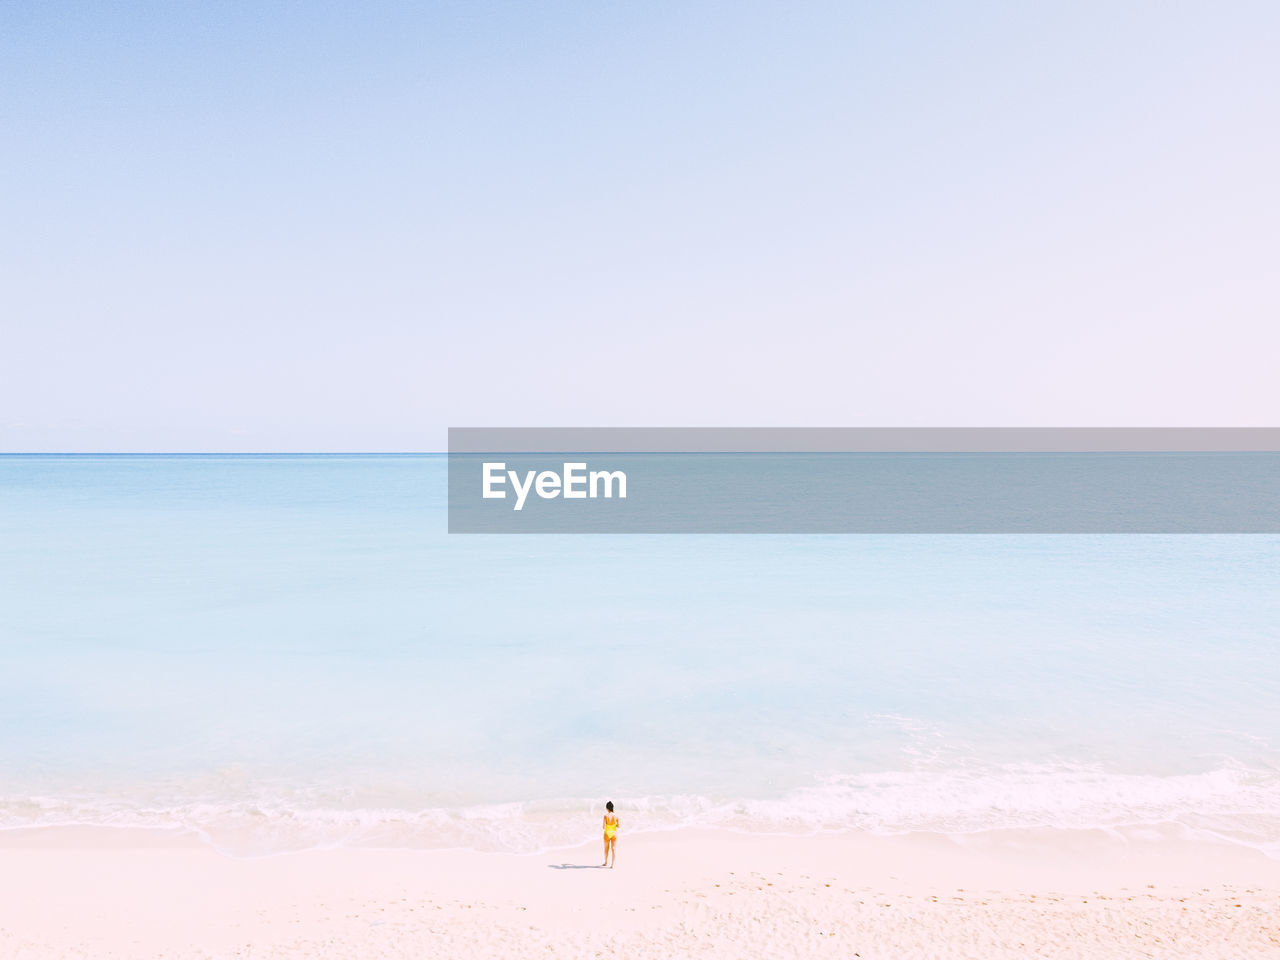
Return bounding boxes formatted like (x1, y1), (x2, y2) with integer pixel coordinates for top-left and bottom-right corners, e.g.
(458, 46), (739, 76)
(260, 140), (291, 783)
(547, 863), (606, 869)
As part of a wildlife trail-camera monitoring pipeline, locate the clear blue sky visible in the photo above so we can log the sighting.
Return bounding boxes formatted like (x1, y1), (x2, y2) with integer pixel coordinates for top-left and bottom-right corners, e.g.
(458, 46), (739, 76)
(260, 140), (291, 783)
(3, 1), (1277, 451)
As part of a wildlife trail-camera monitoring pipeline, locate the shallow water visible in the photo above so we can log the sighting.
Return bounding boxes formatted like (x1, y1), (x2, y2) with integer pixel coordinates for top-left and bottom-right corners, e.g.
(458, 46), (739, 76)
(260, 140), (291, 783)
(2, 454), (1277, 855)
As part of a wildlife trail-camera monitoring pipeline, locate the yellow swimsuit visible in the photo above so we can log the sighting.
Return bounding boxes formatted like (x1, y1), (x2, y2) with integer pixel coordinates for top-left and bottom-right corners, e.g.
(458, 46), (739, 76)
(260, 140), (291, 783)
(604, 818), (618, 840)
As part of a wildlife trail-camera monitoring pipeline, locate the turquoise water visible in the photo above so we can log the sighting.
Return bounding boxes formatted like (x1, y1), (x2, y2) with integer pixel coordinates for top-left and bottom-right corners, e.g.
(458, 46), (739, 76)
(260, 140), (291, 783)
(2, 454), (1278, 855)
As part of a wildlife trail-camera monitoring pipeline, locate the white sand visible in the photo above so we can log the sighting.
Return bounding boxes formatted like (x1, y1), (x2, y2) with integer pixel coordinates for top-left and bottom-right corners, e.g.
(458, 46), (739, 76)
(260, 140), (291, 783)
(1, 828), (1278, 958)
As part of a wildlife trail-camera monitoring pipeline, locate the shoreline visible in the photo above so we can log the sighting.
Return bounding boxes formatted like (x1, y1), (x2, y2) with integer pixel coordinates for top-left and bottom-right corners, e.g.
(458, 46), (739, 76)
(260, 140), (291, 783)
(2, 828), (1277, 958)
(2, 817), (1279, 860)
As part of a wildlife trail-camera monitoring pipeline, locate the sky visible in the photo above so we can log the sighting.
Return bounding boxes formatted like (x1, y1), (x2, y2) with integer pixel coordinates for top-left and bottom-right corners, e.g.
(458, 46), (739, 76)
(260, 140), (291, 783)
(2, 1), (1277, 451)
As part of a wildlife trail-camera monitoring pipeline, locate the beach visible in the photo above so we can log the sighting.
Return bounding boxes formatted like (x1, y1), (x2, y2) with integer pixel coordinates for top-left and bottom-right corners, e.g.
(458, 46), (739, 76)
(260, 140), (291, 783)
(8, 0), (1280, 947)
(3, 457), (1279, 956)
(2, 828), (1278, 958)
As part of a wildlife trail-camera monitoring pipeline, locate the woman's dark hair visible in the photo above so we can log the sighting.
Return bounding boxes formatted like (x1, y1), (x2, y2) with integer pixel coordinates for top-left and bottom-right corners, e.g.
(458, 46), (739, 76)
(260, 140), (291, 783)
(606, 801), (614, 812)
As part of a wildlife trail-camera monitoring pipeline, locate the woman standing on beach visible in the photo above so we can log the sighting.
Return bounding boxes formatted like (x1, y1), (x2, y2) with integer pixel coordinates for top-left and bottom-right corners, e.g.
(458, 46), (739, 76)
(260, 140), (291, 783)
(601, 801), (618, 868)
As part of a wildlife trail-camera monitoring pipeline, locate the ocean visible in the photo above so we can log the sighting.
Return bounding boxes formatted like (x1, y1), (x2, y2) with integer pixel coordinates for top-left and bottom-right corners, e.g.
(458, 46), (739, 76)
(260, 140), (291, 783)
(1, 454), (1278, 857)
